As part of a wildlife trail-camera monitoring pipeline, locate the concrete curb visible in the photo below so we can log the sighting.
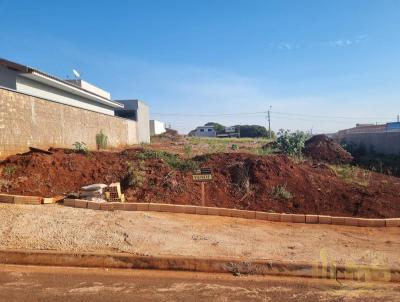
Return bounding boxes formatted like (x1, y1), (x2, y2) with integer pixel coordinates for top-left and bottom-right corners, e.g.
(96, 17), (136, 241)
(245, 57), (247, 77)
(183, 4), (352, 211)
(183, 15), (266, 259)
(0, 249), (398, 283)
(1, 193), (399, 228)
(62, 200), (400, 228)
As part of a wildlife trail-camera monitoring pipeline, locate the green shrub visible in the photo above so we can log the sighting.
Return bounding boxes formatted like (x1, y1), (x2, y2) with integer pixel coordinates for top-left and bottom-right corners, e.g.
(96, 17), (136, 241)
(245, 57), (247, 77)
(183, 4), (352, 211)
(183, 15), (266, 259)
(72, 141), (89, 154)
(231, 144), (239, 150)
(330, 165), (370, 187)
(272, 184), (292, 200)
(125, 161), (146, 187)
(2, 165), (16, 176)
(95, 130), (108, 150)
(183, 144), (193, 158)
(276, 129), (308, 157)
(137, 150), (199, 172)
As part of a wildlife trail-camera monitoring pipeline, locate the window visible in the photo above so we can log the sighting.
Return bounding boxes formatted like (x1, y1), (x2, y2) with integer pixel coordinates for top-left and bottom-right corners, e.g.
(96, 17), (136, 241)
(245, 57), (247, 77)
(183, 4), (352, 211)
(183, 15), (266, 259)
(208, 128), (212, 132)
(200, 129), (205, 132)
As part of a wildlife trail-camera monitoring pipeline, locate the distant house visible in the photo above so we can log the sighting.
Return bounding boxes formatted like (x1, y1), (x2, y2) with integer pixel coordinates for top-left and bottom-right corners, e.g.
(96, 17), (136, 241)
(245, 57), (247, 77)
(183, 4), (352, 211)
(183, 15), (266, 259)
(149, 120), (166, 136)
(193, 126), (217, 137)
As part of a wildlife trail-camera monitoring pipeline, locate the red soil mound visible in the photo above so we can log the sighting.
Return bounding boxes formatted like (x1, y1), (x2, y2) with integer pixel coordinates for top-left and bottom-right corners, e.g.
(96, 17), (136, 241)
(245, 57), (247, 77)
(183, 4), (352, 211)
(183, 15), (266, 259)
(1, 149), (399, 218)
(305, 134), (353, 164)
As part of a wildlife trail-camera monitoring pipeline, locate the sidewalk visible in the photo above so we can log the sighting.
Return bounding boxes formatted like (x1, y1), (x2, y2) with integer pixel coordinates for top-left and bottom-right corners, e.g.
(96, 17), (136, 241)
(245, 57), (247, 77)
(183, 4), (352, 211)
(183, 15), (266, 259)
(0, 204), (398, 269)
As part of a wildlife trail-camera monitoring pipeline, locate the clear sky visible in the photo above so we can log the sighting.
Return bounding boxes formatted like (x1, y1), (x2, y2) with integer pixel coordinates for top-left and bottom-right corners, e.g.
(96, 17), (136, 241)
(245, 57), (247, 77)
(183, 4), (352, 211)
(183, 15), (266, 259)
(1, 0), (399, 134)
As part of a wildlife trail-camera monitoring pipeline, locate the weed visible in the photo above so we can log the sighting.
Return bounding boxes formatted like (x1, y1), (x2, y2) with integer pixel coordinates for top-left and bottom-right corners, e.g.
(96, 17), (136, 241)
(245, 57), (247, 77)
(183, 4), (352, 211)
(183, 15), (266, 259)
(72, 142), (89, 155)
(330, 165), (370, 187)
(255, 147), (273, 156)
(272, 184), (293, 200)
(183, 144), (193, 159)
(95, 130), (108, 150)
(137, 150), (199, 172)
(2, 165), (17, 176)
(231, 144), (239, 150)
(125, 161), (146, 187)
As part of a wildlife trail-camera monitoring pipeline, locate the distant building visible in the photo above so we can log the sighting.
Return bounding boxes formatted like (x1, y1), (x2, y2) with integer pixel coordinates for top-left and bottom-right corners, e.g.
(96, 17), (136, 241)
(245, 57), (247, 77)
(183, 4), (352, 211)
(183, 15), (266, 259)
(149, 120), (166, 136)
(193, 126), (217, 137)
(114, 100), (150, 143)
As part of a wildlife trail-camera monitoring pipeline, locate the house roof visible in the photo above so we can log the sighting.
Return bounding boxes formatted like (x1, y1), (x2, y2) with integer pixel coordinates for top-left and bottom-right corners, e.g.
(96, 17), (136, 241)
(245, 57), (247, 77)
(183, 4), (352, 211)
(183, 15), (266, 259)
(0, 58), (124, 109)
(196, 126), (215, 129)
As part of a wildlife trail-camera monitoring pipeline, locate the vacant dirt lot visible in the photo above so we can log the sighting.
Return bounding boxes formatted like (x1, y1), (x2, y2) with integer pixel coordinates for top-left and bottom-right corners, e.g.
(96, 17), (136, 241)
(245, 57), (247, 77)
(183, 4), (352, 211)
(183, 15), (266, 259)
(1, 147), (400, 218)
(0, 204), (399, 268)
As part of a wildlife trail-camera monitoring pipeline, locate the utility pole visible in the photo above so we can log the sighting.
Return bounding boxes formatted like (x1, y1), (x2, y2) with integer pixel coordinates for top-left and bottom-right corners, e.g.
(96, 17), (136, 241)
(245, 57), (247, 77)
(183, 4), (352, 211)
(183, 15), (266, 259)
(267, 106), (272, 138)
(397, 114), (399, 123)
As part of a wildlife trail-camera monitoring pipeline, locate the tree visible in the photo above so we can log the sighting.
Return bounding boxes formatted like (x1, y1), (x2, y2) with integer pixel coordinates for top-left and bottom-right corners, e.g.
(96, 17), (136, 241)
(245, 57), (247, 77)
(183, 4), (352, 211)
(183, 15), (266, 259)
(276, 129), (309, 157)
(204, 122), (225, 133)
(234, 125), (273, 138)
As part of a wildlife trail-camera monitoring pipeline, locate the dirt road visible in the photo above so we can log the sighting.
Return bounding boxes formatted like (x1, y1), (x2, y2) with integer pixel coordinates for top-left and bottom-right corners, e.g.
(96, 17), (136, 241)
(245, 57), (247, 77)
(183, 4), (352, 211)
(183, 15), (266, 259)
(0, 204), (399, 268)
(1, 264), (399, 302)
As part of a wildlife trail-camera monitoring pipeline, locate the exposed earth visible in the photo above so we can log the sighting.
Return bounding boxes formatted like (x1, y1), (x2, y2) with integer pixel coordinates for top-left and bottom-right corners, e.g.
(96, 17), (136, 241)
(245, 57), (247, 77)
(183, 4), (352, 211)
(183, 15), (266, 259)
(1, 146), (400, 218)
(2, 265), (399, 302)
(304, 134), (353, 164)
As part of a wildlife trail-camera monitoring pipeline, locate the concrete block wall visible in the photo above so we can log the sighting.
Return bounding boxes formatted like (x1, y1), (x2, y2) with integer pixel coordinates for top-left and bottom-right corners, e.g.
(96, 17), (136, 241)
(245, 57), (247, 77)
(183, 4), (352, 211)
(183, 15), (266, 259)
(339, 132), (400, 155)
(0, 87), (138, 157)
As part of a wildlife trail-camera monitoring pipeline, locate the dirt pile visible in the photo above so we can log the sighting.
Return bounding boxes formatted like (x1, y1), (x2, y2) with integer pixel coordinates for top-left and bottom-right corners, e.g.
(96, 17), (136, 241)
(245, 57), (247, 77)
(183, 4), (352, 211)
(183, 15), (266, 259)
(1, 148), (399, 218)
(151, 128), (183, 143)
(304, 134), (353, 164)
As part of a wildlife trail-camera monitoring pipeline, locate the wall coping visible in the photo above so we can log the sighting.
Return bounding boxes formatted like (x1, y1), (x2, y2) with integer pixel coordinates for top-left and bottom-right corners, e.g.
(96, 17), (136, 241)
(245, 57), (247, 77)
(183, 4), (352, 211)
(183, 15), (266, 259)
(0, 86), (135, 123)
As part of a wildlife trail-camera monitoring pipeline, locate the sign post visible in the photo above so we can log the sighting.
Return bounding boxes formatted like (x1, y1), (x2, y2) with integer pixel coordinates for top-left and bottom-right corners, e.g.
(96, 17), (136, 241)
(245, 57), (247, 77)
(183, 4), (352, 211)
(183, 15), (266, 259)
(192, 168), (212, 207)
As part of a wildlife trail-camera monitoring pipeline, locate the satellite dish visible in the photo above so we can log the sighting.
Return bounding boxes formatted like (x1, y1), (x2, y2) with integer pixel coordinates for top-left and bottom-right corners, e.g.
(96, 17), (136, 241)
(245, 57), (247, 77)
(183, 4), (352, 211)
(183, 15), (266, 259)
(72, 69), (81, 79)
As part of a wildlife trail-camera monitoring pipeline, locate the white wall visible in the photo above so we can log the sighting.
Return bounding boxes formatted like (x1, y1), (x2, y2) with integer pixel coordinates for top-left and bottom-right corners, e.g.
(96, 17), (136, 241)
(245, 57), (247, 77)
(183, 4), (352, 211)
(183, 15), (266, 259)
(137, 101), (150, 143)
(16, 76), (115, 116)
(150, 120), (166, 136)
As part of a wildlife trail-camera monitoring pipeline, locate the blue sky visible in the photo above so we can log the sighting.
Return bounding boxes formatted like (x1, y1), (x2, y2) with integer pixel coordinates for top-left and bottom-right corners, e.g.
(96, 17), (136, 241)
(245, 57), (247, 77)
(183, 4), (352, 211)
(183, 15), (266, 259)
(1, 0), (399, 134)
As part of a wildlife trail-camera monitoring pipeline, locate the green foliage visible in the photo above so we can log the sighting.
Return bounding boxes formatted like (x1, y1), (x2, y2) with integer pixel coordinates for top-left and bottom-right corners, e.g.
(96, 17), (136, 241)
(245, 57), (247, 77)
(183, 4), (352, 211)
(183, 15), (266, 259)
(2, 165), (17, 176)
(72, 142), (89, 154)
(95, 130), (108, 150)
(183, 144), (193, 158)
(234, 125), (273, 138)
(137, 150), (199, 172)
(330, 165), (370, 187)
(272, 184), (293, 200)
(231, 144), (239, 150)
(125, 161), (146, 187)
(204, 122), (225, 132)
(276, 129), (308, 157)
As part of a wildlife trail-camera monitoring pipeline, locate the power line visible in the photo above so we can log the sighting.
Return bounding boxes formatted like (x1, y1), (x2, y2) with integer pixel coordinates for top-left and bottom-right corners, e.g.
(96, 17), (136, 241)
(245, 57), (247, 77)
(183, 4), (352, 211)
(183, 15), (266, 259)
(152, 110), (394, 120)
(151, 111), (266, 117)
(272, 111), (392, 120)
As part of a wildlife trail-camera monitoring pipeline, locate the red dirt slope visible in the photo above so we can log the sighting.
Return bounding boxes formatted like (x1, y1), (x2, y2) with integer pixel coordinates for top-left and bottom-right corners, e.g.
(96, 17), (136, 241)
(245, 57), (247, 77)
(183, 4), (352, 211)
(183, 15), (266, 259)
(0, 148), (399, 218)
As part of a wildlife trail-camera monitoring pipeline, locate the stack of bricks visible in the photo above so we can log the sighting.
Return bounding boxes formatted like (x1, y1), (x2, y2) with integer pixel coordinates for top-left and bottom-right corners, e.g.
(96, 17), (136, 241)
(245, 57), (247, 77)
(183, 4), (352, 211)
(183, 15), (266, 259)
(105, 183), (125, 203)
(0, 193), (42, 205)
